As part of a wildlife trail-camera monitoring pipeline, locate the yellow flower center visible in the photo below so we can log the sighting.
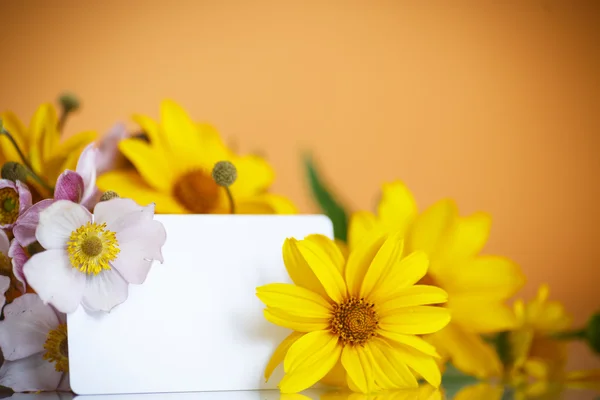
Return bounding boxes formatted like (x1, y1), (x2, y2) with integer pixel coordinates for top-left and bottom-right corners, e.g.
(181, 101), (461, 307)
(67, 222), (120, 275)
(0, 187), (19, 225)
(173, 169), (221, 213)
(331, 297), (379, 346)
(43, 323), (69, 373)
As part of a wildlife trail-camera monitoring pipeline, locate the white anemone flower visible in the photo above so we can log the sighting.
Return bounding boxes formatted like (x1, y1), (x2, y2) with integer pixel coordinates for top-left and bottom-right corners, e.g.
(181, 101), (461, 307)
(23, 198), (166, 313)
(0, 294), (69, 392)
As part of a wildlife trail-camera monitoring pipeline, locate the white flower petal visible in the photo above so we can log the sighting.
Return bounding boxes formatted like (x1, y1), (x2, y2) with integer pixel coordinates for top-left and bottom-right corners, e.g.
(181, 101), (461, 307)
(36, 201), (92, 250)
(0, 352), (62, 392)
(112, 220), (167, 284)
(9, 239), (28, 293)
(0, 294), (60, 361)
(16, 180), (32, 214)
(0, 275), (10, 309)
(23, 249), (86, 314)
(81, 268), (129, 312)
(0, 229), (9, 254)
(76, 143), (99, 205)
(93, 198), (155, 233)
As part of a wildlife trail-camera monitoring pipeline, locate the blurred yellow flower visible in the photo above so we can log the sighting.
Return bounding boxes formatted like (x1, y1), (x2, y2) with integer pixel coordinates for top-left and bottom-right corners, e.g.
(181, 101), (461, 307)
(97, 100), (295, 214)
(348, 181), (525, 379)
(0, 104), (96, 198)
(320, 384), (442, 400)
(257, 231), (450, 393)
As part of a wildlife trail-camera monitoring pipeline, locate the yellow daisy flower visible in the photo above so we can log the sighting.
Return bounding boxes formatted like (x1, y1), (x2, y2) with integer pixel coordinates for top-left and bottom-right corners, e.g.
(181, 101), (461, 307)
(97, 100), (296, 214)
(348, 181), (525, 379)
(257, 231), (451, 393)
(1, 104), (96, 198)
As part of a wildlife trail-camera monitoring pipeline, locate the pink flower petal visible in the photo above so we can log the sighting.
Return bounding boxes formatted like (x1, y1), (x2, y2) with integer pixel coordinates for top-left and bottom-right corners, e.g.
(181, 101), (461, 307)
(23, 249), (86, 314)
(0, 276), (10, 309)
(8, 239), (28, 293)
(76, 143), (99, 206)
(93, 198), (155, 233)
(0, 353), (62, 392)
(96, 123), (127, 175)
(58, 371), (71, 392)
(0, 294), (60, 361)
(0, 229), (9, 254)
(36, 201), (92, 250)
(54, 171), (84, 203)
(81, 268), (129, 312)
(16, 180), (32, 214)
(13, 199), (54, 247)
(112, 220), (166, 284)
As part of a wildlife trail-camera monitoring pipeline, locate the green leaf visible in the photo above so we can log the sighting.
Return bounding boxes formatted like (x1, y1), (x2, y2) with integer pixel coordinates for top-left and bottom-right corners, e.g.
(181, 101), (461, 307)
(304, 154), (349, 242)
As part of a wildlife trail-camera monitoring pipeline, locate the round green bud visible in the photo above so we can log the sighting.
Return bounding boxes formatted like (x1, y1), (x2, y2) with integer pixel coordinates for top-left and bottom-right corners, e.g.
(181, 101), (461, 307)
(1, 162), (28, 182)
(100, 191), (120, 202)
(212, 161), (237, 187)
(586, 312), (600, 354)
(59, 92), (81, 113)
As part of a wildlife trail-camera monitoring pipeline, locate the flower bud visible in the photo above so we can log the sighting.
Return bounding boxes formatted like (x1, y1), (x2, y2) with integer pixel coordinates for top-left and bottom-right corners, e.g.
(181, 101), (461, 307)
(59, 92), (81, 113)
(1, 162), (28, 182)
(100, 191), (120, 202)
(212, 161), (237, 187)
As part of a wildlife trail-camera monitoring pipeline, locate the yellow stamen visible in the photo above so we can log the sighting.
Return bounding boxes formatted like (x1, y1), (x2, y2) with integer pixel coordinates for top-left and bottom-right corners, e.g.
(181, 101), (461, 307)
(43, 323), (69, 373)
(330, 297), (379, 346)
(67, 222), (120, 275)
(173, 169), (221, 213)
(0, 187), (19, 225)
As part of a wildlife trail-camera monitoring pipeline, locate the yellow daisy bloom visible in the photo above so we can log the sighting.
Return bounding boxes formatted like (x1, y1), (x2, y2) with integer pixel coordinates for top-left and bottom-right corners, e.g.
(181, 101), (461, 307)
(348, 181), (525, 379)
(97, 100), (296, 214)
(1, 104), (96, 198)
(257, 231), (451, 393)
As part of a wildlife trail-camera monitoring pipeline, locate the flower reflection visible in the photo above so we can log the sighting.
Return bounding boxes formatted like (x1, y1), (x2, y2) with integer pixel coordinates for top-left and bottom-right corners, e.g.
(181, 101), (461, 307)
(8, 392), (74, 400)
(317, 385), (442, 400)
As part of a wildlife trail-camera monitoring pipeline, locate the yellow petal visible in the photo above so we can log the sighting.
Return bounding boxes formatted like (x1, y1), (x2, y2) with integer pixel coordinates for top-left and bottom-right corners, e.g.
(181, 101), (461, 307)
(97, 170), (187, 213)
(426, 322), (502, 379)
(407, 199), (456, 264)
(195, 122), (231, 165)
(283, 238), (330, 301)
(348, 211), (378, 252)
(304, 234), (346, 275)
(264, 308), (329, 332)
(28, 104), (57, 171)
(345, 230), (387, 297)
(341, 345), (374, 394)
(256, 283), (332, 318)
(258, 193), (298, 214)
(280, 331), (341, 393)
(229, 155), (275, 198)
(119, 139), (175, 191)
(448, 297), (518, 333)
(234, 198), (278, 214)
(160, 100), (202, 150)
(359, 231), (404, 300)
(371, 251), (429, 303)
(391, 345), (441, 387)
(56, 130), (97, 157)
(377, 286), (448, 315)
(376, 331), (440, 358)
(320, 359), (347, 388)
(296, 237), (347, 303)
(264, 331), (304, 381)
(435, 212), (491, 265)
(368, 338), (419, 389)
(377, 181), (418, 235)
(439, 256), (524, 301)
(0, 111), (28, 153)
(132, 114), (163, 148)
(453, 383), (504, 400)
(378, 306), (450, 335)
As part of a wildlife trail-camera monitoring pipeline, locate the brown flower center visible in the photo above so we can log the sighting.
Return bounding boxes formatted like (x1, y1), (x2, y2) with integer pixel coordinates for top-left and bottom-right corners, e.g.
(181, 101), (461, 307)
(0, 187), (19, 226)
(331, 297), (379, 346)
(173, 169), (221, 213)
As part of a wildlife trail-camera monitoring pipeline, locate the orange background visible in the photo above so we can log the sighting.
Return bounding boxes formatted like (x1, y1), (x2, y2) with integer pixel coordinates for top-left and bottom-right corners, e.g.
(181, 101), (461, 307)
(1, 1), (599, 370)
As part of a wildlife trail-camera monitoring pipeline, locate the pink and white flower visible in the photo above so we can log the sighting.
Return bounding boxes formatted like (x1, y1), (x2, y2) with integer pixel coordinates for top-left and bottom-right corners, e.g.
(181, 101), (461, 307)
(23, 199), (166, 313)
(95, 123), (128, 175)
(0, 294), (70, 392)
(13, 144), (100, 247)
(0, 179), (31, 230)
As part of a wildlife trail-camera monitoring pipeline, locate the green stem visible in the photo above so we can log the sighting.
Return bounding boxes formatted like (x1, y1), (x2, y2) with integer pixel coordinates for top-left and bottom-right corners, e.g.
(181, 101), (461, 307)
(552, 328), (586, 340)
(225, 187), (235, 214)
(1, 129), (54, 193)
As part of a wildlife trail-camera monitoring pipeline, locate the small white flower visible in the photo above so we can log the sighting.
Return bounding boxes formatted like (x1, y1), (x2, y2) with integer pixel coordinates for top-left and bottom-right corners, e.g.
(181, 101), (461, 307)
(0, 294), (69, 392)
(23, 198), (166, 313)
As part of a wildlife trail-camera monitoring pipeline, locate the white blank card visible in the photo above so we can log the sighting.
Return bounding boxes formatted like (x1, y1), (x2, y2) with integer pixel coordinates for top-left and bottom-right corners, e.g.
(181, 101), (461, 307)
(67, 215), (333, 395)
